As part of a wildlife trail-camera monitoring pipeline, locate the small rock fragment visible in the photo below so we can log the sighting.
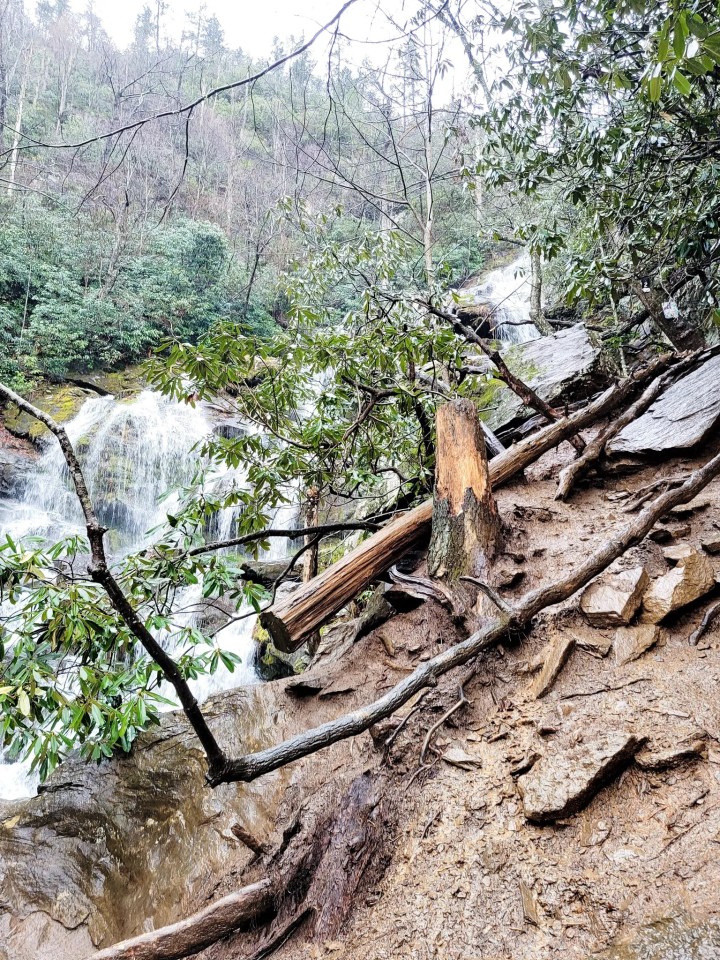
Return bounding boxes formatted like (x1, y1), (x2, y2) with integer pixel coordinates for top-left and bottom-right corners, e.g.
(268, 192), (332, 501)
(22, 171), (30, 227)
(702, 537), (720, 555)
(663, 543), (695, 563)
(517, 731), (645, 823)
(528, 635), (575, 699)
(614, 624), (662, 665)
(519, 881), (540, 926)
(635, 736), (707, 771)
(580, 567), (649, 627)
(642, 551), (716, 623)
(442, 747), (482, 770)
(573, 629), (613, 657)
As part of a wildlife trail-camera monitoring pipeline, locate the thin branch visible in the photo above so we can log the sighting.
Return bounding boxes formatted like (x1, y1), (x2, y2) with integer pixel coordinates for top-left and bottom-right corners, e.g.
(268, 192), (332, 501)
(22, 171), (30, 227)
(2, 0), (360, 158)
(188, 521), (381, 557)
(0, 380), (228, 778)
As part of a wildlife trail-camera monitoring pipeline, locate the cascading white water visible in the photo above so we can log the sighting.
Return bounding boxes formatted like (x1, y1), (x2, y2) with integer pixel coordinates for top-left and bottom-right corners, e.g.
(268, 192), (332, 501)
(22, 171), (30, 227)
(0, 390), (294, 799)
(463, 254), (538, 343)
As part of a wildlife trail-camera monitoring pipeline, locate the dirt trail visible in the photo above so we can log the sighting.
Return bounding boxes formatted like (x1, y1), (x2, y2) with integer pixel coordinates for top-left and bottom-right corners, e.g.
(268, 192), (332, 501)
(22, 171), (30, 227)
(205, 438), (720, 960)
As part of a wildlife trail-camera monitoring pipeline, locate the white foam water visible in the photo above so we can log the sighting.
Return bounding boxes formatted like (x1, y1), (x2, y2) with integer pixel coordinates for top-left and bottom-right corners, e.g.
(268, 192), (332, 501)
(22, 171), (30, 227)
(0, 390), (292, 799)
(463, 254), (538, 343)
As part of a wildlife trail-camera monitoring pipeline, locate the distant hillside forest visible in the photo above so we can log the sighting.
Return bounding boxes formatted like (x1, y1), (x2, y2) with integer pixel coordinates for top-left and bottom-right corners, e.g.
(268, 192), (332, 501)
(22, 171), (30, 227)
(0, 0), (504, 388)
(1, 0), (719, 389)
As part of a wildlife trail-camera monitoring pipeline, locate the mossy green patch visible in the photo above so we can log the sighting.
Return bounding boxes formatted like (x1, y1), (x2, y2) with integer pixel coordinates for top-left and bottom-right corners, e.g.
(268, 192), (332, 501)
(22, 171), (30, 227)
(4, 384), (90, 440)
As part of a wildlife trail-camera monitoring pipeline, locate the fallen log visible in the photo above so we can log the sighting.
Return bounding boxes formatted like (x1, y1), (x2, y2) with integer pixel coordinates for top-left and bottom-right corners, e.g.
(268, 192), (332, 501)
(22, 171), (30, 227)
(85, 880), (275, 960)
(427, 398), (500, 581)
(260, 355), (673, 652)
(215, 442), (720, 785)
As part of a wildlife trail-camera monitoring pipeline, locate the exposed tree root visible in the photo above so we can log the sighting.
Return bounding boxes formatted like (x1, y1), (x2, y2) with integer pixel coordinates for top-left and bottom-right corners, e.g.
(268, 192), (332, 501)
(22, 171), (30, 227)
(215, 445), (720, 785)
(689, 597), (720, 647)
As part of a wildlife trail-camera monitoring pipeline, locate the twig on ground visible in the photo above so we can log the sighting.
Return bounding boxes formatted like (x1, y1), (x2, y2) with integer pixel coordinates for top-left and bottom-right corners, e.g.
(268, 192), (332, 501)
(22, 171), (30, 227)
(689, 598), (720, 646)
(420, 684), (470, 764)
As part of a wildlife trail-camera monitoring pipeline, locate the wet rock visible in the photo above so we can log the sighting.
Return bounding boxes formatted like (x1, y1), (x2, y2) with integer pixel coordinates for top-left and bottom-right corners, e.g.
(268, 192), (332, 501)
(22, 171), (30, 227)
(641, 551), (716, 623)
(312, 619), (361, 666)
(527, 634), (575, 699)
(517, 731), (645, 824)
(0, 425), (37, 497)
(481, 325), (606, 433)
(0, 686), (288, 960)
(614, 624), (662, 665)
(635, 735), (707, 771)
(252, 618), (310, 681)
(580, 567), (649, 627)
(608, 353), (720, 455)
(3, 384), (92, 440)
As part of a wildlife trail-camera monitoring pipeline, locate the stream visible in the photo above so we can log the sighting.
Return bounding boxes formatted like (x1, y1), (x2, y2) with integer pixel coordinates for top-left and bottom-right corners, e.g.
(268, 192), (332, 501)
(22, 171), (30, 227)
(0, 255), (538, 801)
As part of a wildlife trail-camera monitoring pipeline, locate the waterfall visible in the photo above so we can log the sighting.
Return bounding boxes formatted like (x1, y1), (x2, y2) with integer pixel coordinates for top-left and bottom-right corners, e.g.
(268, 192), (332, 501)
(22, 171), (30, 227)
(463, 254), (538, 343)
(0, 390), (293, 800)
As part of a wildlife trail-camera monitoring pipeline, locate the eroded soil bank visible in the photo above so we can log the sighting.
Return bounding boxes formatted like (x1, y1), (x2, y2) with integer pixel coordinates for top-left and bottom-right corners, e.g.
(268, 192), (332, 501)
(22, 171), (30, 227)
(3, 435), (720, 960)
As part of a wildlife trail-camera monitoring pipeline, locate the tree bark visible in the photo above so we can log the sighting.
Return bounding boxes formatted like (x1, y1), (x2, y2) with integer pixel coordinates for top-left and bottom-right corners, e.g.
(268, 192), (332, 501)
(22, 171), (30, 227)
(85, 881), (275, 960)
(427, 399), (500, 581)
(259, 355), (671, 653)
(632, 282), (705, 352)
(529, 249), (552, 335)
(302, 487), (320, 583)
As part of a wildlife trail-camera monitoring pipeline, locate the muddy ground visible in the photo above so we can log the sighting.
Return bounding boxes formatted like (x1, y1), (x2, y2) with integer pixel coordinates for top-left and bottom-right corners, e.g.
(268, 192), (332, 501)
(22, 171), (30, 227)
(203, 435), (720, 960)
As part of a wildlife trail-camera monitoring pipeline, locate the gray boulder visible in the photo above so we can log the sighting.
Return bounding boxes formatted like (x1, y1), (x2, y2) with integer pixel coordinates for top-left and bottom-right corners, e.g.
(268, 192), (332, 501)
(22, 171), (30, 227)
(608, 353), (720, 455)
(480, 325), (607, 433)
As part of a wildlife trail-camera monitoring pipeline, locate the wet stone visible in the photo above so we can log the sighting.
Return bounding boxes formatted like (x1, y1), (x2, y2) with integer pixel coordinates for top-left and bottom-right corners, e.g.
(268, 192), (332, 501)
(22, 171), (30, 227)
(517, 731), (645, 824)
(580, 567), (649, 627)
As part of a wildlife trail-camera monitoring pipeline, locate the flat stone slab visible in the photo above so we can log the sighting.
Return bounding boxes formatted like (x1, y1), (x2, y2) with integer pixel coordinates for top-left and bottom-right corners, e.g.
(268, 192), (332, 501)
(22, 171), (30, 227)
(580, 567), (648, 627)
(527, 634), (575, 699)
(635, 735), (707, 771)
(642, 551), (716, 623)
(518, 731), (645, 823)
(614, 624), (662, 665)
(608, 354), (720, 455)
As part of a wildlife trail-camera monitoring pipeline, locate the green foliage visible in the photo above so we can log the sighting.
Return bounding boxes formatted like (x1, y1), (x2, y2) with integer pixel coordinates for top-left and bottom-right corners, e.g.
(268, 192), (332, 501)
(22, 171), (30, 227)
(0, 528), (265, 779)
(477, 0), (720, 328)
(0, 199), (276, 382)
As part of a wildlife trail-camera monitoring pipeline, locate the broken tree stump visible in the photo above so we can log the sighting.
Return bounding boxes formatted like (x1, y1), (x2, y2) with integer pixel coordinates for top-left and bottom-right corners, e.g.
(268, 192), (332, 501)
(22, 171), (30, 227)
(428, 399), (500, 580)
(259, 356), (672, 653)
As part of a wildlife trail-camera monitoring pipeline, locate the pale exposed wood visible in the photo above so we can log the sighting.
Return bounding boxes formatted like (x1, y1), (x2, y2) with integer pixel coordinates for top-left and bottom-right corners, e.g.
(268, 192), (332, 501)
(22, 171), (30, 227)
(428, 398), (500, 580)
(84, 880), (275, 960)
(216, 445), (720, 785)
(260, 356), (671, 653)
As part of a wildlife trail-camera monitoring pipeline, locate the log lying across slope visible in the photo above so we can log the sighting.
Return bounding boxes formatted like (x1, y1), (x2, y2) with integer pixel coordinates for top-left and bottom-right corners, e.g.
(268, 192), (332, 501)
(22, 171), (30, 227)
(261, 356), (672, 651)
(221, 444), (720, 784)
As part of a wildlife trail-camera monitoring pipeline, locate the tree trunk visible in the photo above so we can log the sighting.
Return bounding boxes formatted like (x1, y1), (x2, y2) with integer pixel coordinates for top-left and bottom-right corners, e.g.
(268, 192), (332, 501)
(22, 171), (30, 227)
(6, 57), (27, 195)
(259, 356), (671, 653)
(302, 487), (320, 583)
(632, 283), (704, 352)
(428, 399), (500, 581)
(529, 249), (552, 335)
